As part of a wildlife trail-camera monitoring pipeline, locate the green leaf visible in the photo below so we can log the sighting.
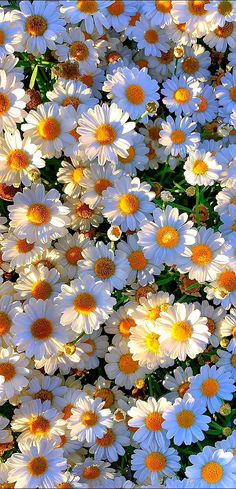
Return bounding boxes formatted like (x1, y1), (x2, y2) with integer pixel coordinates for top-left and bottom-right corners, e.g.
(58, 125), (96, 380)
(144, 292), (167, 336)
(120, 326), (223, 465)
(29, 64), (38, 89)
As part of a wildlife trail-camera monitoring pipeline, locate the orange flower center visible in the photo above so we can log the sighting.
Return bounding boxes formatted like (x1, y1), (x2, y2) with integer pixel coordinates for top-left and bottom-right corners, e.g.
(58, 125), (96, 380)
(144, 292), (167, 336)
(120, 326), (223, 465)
(81, 410), (99, 427)
(192, 159), (208, 175)
(63, 96), (80, 110)
(191, 244), (212, 266)
(94, 178), (111, 195)
(230, 85), (236, 102)
(129, 11), (141, 26)
(28, 456), (48, 476)
(0, 30), (5, 45)
(171, 129), (186, 144)
(125, 84), (145, 105)
(34, 389), (53, 402)
(70, 41), (89, 62)
(94, 388), (115, 408)
(144, 29), (158, 44)
(201, 378), (219, 397)
(77, 1), (98, 14)
(16, 239), (34, 254)
(177, 23), (187, 32)
(25, 15), (47, 36)
(155, 0), (172, 13)
(156, 225), (179, 248)
(158, 49), (174, 65)
(149, 127), (161, 141)
(95, 124), (117, 145)
(218, 1), (232, 16)
(182, 56), (199, 75)
(62, 403), (74, 420)
(65, 246), (83, 265)
(171, 321), (192, 341)
(118, 194), (139, 215)
(198, 96), (208, 112)
(84, 338), (96, 357)
(106, 51), (121, 64)
(38, 117), (60, 140)
(135, 59), (148, 69)
(215, 22), (233, 37)
(188, 1), (209, 16)
(148, 306), (161, 320)
(118, 146), (135, 164)
(145, 452), (166, 472)
(96, 428), (116, 447)
(219, 270), (236, 292)
(27, 203), (50, 225)
(145, 412), (164, 432)
(0, 93), (10, 115)
(176, 410), (195, 428)
(83, 466), (101, 480)
(207, 318), (216, 334)
(201, 462), (223, 484)
(94, 257), (115, 280)
(178, 381), (190, 398)
(128, 250), (148, 270)
(57, 484), (73, 489)
(107, 1), (124, 16)
(7, 149), (29, 171)
(118, 353), (139, 374)
(0, 312), (11, 336)
(31, 318), (53, 340)
(119, 317), (136, 338)
(29, 416), (50, 436)
(174, 88), (191, 104)
(0, 362), (16, 382)
(231, 354), (236, 367)
(79, 73), (93, 87)
(31, 281), (52, 301)
(76, 202), (93, 218)
(73, 292), (96, 314)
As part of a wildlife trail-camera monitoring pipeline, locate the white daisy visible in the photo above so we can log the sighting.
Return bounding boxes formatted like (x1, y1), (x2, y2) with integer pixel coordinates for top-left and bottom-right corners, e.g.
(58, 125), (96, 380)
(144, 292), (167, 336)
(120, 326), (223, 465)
(163, 366), (193, 402)
(0, 70), (29, 134)
(0, 346), (29, 404)
(189, 364), (236, 413)
(195, 300), (225, 347)
(0, 294), (22, 347)
(55, 27), (98, 73)
(215, 187), (236, 216)
(102, 175), (155, 232)
(204, 21), (236, 52)
(74, 458), (115, 488)
(157, 302), (210, 361)
(8, 183), (70, 245)
(55, 275), (116, 335)
(60, 1), (112, 34)
(186, 446), (236, 488)
(206, 0), (236, 27)
(0, 416), (12, 444)
(159, 115), (200, 158)
(131, 291), (175, 326)
(105, 342), (147, 390)
(141, 0), (173, 27)
(217, 345), (236, 380)
(14, 264), (61, 302)
(104, 1), (137, 32)
(47, 79), (98, 115)
(0, 8), (19, 57)
(55, 232), (92, 280)
(0, 54), (24, 82)
(132, 18), (169, 56)
(184, 149), (222, 186)
(104, 302), (137, 346)
(127, 396), (171, 446)
(192, 85), (218, 124)
(178, 44), (211, 81)
(77, 329), (109, 370)
(161, 75), (200, 116)
(216, 69), (236, 117)
(215, 429), (236, 454)
(77, 103), (135, 165)
(57, 157), (89, 199)
(20, 372), (67, 408)
(84, 376), (124, 411)
(65, 197), (103, 232)
(172, 0), (211, 37)
(80, 162), (120, 208)
(218, 307), (236, 348)
(204, 264), (236, 309)
(89, 421), (130, 462)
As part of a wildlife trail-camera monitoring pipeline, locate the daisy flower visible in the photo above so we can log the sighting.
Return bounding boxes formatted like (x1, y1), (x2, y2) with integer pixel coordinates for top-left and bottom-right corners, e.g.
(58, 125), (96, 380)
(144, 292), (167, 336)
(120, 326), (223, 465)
(117, 235), (164, 286)
(204, 21), (236, 52)
(55, 275), (116, 335)
(138, 205), (197, 267)
(0, 416), (12, 444)
(218, 307), (236, 348)
(11, 399), (65, 444)
(166, 20), (193, 47)
(0, 346), (29, 404)
(113, 131), (148, 176)
(77, 103), (135, 166)
(78, 65), (105, 99)
(127, 396), (171, 446)
(205, 264), (236, 309)
(21, 102), (76, 159)
(161, 75), (200, 116)
(14, 264), (61, 302)
(0, 294), (22, 347)
(132, 18), (169, 56)
(131, 291), (175, 326)
(102, 175), (155, 232)
(55, 232), (92, 280)
(172, 0), (211, 37)
(55, 27), (98, 73)
(184, 149), (222, 186)
(65, 197), (103, 232)
(131, 439), (180, 485)
(189, 364), (236, 413)
(20, 372), (67, 408)
(84, 376), (124, 411)
(47, 79), (98, 115)
(217, 345), (236, 380)
(8, 183), (70, 245)
(0, 54), (24, 82)
(7, 438), (67, 489)
(141, 0), (173, 27)
(14, 0), (65, 56)
(80, 162), (120, 209)
(104, 1), (137, 32)
(159, 115), (200, 158)
(178, 44), (211, 81)
(157, 302), (210, 361)
(104, 302), (137, 346)
(74, 458), (115, 488)
(78, 241), (129, 292)
(77, 329), (109, 370)
(195, 300), (225, 347)
(206, 0), (236, 27)
(163, 393), (211, 446)
(67, 394), (112, 443)
(0, 70), (28, 134)
(12, 298), (68, 360)
(215, 187), (236, 216)
(57, 157), (89, 199)
(89, 421), (130, 462)
(177, 227), (229, 283)
(60, 1), (112, 34)
(186, 446), (236, 488)
(0, 8), (19, 57)
(192, 85), (218, 124)
(215, 429), (236, 454)
(105, 342), (147, 390)
(216, 69), (236, 116)
(103, 67), (159, 121)
(163, 366), (193, 402)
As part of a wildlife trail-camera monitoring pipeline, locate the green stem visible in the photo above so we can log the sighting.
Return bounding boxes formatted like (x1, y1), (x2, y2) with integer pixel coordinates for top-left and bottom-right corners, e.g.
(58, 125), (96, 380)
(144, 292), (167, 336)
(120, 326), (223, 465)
(148, 375), (154, 396)
(136, 110), (148, 123)
(195, 184), (201, 228)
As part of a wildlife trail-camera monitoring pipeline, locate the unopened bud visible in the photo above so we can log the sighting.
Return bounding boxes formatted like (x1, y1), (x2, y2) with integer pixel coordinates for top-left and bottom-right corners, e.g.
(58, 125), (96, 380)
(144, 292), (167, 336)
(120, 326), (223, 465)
(160, 190), (175, 203)
(220, 338), (229, 348)
(146, 102), (158, 114)
(186, 186), (196, 197)
(28, 169), (41, 182)
(222, 426), (232, 437)
(210, 354), (219, 364)
(174, 46), (184, 58)
(107, 225), (122, 242)
(135, 378), (145, 390)
(219, 403), (231, 417)
(64, 343), (76, 356)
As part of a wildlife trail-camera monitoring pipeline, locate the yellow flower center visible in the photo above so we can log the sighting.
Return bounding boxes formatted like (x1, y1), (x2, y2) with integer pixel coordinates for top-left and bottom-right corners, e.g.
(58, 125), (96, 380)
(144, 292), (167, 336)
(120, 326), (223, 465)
(156, 225), (179, 248)
(144, 29), (159, 44)
(118, 353), (139, 374)
(31, 318), (53, 340)
(81, 410), (99, 427)
(192, 159), (208, 175)
(94, 178), (111, 195)
(148, 306), (161, 320)
(7, 149), (29, 171)
(65, 246), (83, 265)
(145, 332), (160, 353)
(155, 0), (172, 13)
(174, 88), (191, 104)
(171, 321), (192, 341)
(118, 194), (140, 215)
(79, 73), (93, 87)
(218, 270), (236, 292)
(201, 378), (219, 397)
(70, 41), (89, 62)
(198, 96), (208, 112)
(218, 1), (232, 16)
(191, 244), (213, 266)
(145, 452), (166, 472)
(0, 30), (5, 45)
(57, 484), (72, 489)
(128, 250), (148, 271)
(77, 1), (98, 14)
(178, 381), (190, 398)
(230, 85), (236, 102)
(95, 123), (117, 145)
(0, 362), (16, 382)
(188, 1), (209, 16)
(171, 129), (186, 144)
(145, 412), (164, 432)
(176, 409), (195, 428)
(83, 466), (101, 480)
(96, 428), (116, 447)
(119, 317), (136, 338)
(38, 117), (61, 140)
(215, 22), (233, 37)
(177, 22), (187, 32)
(207, 318), (216, 334)
(125, 84), (145, 105)
(29, 416), (50, 436)
(94, 388), (115, 409)
(94, 257), (115, 280)
(25, 15), (47, 36)
(201, 462), (223, 484)
(16, 239), (34, 254)
(31, 281), (52, 301)
(73, 292), (96, 314)
(0, 312), (11, 336)
(118, 146), (135, 164)
(0, 93), (10, 115)
(182, 56), (199, 75)
(28, 456), (48, 476)
(107, 1), (124, 16)
(27, 203), (51, 225)
(231, 354), (236, 368)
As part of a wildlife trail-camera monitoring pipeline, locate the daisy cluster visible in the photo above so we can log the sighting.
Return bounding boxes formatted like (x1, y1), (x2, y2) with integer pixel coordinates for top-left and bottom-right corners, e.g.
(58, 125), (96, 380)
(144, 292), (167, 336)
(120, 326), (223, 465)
(0, 0), (236, 487)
